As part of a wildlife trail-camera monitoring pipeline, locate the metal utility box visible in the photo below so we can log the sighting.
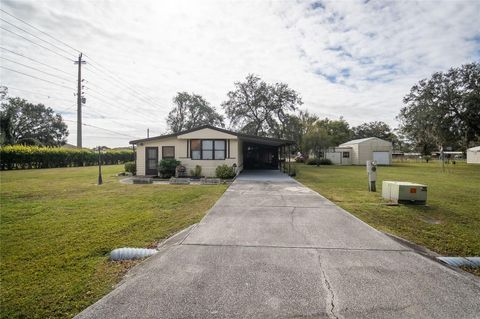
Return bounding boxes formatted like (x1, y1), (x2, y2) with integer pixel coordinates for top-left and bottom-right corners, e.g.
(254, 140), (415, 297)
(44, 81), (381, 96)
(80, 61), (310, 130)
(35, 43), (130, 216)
(382, 181), (427, 204)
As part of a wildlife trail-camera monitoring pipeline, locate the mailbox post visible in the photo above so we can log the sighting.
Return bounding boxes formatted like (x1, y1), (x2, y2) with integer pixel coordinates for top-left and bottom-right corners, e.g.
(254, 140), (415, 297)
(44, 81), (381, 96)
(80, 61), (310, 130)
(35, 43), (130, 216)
(366, 160), (377, 192)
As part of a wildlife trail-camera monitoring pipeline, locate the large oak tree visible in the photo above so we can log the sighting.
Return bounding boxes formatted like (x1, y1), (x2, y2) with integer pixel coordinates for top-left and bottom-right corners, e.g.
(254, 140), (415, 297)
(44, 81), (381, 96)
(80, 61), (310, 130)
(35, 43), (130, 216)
(222, 74), (303, 137)
(398, 62), (480, 152)
(0, 97), (68, 146)
(166, 92), (224, 133)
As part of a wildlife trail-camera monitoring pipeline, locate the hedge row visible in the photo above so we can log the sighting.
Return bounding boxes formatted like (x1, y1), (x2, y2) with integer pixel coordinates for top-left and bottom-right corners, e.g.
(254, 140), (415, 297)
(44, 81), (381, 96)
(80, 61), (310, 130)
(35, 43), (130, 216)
(0, 145), (134, 170)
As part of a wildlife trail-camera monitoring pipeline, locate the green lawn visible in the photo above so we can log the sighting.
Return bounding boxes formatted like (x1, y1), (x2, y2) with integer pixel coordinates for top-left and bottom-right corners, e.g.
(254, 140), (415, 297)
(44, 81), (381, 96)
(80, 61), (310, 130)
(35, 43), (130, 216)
(295, 161), (480, 259)
(0, 165), (227, 319)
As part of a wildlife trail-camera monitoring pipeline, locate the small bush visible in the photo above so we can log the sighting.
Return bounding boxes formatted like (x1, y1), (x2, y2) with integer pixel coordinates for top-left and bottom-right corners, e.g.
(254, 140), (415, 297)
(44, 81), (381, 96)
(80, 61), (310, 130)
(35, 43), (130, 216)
(190, 165), (202, 177)
(215, 164), (236, 179)
(306, 158), (332, 166)
(295, 157), (305, 163)
(124, 161), (136, 175)
(158, 159), (180, 178)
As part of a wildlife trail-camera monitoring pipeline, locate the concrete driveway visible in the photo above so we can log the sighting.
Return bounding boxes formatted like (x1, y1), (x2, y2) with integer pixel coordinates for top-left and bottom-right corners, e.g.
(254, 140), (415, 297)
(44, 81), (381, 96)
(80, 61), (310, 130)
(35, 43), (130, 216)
(77, 171), (480, 319)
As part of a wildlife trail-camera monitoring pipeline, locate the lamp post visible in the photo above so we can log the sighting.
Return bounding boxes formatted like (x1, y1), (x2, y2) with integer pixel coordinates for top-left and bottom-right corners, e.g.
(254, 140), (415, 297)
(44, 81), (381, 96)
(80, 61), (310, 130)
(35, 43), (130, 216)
(97, 146), (103, 185)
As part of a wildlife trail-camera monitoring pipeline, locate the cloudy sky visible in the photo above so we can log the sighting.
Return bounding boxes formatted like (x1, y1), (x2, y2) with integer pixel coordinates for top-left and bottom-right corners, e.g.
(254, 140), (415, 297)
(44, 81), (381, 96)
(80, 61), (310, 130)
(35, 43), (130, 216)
(1, 0), (479, 147)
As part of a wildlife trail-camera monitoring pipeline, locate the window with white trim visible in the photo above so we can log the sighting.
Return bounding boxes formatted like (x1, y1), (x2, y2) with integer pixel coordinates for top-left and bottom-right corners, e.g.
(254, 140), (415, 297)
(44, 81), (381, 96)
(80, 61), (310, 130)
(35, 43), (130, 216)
(190, 139), (226, 160)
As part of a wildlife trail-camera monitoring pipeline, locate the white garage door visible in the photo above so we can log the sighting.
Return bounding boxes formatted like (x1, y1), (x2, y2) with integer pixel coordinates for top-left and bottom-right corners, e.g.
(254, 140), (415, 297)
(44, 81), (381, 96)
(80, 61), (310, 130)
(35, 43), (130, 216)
(373, 152), (390, 165)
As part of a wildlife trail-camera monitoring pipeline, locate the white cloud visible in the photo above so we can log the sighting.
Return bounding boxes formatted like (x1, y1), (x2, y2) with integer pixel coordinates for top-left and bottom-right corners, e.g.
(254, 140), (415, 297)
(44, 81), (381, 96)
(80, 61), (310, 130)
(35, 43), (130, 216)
(1, 0), (479, 147)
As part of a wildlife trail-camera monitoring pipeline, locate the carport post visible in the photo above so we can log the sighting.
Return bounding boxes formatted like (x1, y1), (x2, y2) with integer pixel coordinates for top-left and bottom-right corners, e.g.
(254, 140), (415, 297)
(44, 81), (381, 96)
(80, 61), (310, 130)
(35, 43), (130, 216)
(280, 145), (283, 172)
(288, 144), (291, 175)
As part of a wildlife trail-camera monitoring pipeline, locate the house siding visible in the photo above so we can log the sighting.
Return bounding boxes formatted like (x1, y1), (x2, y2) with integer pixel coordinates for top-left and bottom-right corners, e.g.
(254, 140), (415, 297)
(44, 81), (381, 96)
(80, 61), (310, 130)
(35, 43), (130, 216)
(135, 128), (240, 176)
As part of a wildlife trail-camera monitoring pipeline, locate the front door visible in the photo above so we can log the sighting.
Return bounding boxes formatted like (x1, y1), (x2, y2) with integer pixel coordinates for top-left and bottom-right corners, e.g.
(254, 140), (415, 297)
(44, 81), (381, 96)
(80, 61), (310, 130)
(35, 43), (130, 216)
(145, 147), (158, 175)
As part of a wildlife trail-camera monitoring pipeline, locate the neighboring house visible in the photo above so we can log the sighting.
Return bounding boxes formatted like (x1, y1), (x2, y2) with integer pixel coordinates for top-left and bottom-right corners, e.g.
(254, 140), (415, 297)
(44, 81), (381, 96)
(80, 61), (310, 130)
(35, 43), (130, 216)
(129, 125), (294, 176)
(467, 146), (480, 164)
(335, 137), (393, 165)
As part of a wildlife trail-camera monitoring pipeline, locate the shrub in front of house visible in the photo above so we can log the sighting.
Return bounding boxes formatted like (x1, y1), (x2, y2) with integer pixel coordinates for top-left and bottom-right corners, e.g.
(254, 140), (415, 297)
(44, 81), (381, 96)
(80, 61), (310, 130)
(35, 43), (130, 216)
(215, 164), (236, 179)
(158, 159), (180, 178)
(190, 165), (202, 178)
(306, 158), (332, 166)
(124, 161), (136, 175)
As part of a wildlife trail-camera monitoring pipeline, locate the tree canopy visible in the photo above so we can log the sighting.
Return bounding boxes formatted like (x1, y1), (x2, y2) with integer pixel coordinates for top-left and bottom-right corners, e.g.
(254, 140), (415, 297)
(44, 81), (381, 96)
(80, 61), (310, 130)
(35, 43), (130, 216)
(0, 97), (68, 146)
(301, 117), (352, 156)
(398, 62), (480, 152)
(351, 121), (398, 147)
(222, 74), (303, 137)
(166, 92), (224, 133)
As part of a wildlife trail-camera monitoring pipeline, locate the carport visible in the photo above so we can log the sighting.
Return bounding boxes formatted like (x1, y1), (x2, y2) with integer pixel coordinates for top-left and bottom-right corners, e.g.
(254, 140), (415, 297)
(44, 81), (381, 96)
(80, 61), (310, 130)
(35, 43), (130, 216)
(237, 134), (295, 174)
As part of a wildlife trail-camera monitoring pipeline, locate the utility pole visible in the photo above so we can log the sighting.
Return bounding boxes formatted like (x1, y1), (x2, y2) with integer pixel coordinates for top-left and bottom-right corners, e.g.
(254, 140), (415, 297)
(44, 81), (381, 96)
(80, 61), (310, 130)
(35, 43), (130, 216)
(147, 128), (150, 138)
(97, 146), (103, 185)
(74, 53), (86, 148)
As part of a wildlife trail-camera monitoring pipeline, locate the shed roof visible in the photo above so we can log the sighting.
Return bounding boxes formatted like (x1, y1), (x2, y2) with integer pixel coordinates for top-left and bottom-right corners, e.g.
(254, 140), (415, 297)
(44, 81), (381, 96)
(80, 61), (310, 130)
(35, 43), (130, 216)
(129, 125), (295, 146)
(467, 146), (480, 152)
(339, 137), (391, 146)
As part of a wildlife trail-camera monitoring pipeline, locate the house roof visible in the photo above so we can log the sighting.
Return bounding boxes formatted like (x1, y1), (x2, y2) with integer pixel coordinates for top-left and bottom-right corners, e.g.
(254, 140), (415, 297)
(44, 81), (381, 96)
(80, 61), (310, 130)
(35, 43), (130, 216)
(467, 146), (480, 151)
(339, 137), (390, 146)
(129, 125), (295, 146)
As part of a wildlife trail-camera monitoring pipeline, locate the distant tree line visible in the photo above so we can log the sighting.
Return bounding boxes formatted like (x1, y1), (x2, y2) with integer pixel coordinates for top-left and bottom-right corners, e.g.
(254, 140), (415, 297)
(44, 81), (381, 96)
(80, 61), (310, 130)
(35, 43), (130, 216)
(166, 74), (399, 157)
(167, 63), (479, 156)
(3, 63), (478, 160)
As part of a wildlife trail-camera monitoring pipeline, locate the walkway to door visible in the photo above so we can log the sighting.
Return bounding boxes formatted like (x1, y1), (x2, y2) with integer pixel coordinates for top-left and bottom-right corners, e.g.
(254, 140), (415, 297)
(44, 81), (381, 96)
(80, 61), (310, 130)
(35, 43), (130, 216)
(77, 175), (480, 318)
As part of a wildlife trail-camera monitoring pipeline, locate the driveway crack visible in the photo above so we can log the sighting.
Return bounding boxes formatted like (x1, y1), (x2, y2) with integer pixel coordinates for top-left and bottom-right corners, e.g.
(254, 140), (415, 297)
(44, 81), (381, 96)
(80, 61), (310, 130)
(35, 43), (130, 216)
(316, 252), (340, 319)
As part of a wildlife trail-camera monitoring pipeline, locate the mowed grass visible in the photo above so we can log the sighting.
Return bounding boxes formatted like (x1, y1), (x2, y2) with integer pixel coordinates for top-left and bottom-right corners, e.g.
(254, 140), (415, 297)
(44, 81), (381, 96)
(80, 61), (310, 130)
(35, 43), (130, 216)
(295, 161), (480, 258)
(0, 165), (227, 319)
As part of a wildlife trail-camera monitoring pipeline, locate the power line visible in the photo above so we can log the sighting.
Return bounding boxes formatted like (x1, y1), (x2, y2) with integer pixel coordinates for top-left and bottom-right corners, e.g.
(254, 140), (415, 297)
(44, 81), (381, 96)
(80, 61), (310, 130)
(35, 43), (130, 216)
(0, 46), (72, 76)
(0, 17), (75, 57)
(84, 62), (164, 110)
(4, 85), (74, 103)
(84, 90), (160, 124)
(0, 26), (73, 61)
(82, 106), (146, 130)
(63, 119), (138, 139)
(1, 8), (166, 115)
(0, 8), (166, 131)
(0, 8), (81, 55)
(0, 66), (74, 90)
(0, 56), (72, 82)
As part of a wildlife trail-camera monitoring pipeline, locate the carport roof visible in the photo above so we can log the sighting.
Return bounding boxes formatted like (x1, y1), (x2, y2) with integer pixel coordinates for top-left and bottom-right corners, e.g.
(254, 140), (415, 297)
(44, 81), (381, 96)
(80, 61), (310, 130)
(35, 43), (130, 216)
(129, 125), (295, 146)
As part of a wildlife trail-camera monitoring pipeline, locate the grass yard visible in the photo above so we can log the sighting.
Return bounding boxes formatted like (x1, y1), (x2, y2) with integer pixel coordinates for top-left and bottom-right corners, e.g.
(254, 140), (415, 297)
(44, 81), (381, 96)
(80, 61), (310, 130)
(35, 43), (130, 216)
(295, 161), (480, 262)
(0, 165), (227, 319)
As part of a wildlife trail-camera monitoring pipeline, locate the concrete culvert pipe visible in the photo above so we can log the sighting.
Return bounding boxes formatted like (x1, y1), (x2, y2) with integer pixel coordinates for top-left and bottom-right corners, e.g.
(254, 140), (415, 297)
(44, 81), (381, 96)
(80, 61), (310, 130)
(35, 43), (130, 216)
(437, 257), (480, 268)
(110, 247), (157, 261)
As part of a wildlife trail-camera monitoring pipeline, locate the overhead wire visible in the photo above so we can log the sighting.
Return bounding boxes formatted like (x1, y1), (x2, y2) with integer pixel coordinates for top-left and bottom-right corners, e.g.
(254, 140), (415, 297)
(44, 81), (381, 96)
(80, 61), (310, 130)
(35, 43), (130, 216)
(0, 26), (73, 61)
(0, 66), (74, 90)
(0, 17), (75, 57)
(0, 56), (72, 82)
(1, 8), (167, 136)
(0, 8), (81, 54)
(0, 46), (73, 76)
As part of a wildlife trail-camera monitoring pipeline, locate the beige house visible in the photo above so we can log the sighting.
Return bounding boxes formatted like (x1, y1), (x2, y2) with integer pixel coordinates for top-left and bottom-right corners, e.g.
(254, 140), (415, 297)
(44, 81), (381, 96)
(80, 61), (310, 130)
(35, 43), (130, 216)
(338, 137), (393, 165)
(129, 125), (294, 176)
